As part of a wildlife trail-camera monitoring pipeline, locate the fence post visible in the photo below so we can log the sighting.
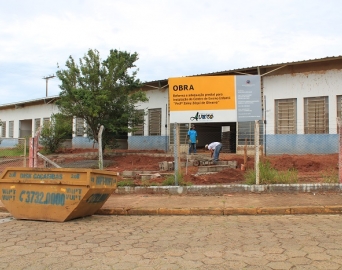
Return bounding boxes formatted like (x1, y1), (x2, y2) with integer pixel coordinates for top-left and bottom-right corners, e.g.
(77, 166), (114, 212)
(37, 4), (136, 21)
(29, 128), (41, 168)
(98, 125), (104, 170)
(173, 123), (180, 185)
(29, 137), (39, 168)
(255, 120), (260, 185)
(29, 137), (34, 168)
(338, 118), (342, 184)
(33, 134), (39, 168)
(23, 139), (27, 167)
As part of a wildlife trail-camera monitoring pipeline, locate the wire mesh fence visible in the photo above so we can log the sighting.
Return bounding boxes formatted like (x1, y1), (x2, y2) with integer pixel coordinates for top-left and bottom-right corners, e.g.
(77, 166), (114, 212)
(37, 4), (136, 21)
(0, 119), (340, 185)
(128, 122), (339, 156)
(0, 138), (27, 174)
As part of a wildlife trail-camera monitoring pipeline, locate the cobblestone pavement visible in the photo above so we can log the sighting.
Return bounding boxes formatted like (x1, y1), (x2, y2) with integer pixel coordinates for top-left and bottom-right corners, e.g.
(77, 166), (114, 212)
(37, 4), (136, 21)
(0, 214), (342, 269)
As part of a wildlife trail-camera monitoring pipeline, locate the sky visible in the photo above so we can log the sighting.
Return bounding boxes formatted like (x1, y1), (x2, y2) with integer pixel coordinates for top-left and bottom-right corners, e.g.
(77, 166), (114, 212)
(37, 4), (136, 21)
(0, 0), (342, 105)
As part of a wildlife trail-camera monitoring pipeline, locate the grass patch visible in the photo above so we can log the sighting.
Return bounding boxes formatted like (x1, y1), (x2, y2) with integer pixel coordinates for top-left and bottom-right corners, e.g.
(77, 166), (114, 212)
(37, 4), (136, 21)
(244, 160), (298, 185)
(321, 169), (339, 183)
(0, 148), (25, 157)
(117, 175), (192, 187)
(162, 173), (192, 186)
(141, 180), (160, 186)
(117, 179), (135, 187)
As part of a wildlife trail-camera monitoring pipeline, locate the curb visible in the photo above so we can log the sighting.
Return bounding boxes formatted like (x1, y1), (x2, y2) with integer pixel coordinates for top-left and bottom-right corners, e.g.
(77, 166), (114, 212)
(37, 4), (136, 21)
(95, 205), (342, 216)
(1, 205), (341, 217)
(116, 183), (342, 195)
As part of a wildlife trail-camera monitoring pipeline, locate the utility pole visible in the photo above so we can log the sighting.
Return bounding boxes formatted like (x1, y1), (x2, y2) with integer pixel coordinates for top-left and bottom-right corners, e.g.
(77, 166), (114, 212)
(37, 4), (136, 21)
(43, 75), (55, 97)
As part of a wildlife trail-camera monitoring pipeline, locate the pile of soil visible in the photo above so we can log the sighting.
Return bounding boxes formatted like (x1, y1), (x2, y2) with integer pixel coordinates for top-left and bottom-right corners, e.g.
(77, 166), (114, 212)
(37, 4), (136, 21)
(58, 150), (339, 185)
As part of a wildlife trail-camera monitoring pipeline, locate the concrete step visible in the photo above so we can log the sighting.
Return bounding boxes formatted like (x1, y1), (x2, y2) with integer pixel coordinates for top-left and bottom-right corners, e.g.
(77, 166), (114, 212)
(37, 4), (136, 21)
(121, 171), (156, 178)
(121, 171), (174, 180)
(186, 154), (211, 161)
(140, 173), (174, 180)
(197, 161), (238, 173)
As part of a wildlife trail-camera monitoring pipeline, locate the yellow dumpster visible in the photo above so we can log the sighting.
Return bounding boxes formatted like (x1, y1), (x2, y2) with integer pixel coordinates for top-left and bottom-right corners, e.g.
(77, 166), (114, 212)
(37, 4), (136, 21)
(0, 167), (118, 222)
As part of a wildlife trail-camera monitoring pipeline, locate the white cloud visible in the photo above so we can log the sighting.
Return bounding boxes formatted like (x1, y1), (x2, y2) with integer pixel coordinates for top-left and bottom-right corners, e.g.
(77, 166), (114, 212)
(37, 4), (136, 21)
(1, 0), (342, 104)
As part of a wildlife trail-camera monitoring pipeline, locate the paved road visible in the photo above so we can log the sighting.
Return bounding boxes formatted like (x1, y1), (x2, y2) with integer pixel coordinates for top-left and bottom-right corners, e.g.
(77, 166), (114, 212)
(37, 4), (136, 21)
(0, 214), (341, 269)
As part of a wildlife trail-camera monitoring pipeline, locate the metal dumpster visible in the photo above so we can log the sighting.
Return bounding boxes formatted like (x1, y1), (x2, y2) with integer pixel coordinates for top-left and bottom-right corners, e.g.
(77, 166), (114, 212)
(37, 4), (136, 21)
(0, 167), (118, 222)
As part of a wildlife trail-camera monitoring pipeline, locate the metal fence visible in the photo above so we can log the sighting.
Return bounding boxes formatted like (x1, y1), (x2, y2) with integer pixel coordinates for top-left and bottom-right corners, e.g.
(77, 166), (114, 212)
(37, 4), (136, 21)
(127, 123), (339, 156)
(0, 120), (340, 184)
(0, 138), (27, 174)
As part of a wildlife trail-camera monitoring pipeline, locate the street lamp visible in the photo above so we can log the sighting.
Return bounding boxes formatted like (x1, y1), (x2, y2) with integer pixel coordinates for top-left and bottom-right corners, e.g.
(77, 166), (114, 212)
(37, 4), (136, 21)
(42, 74), (55, 97)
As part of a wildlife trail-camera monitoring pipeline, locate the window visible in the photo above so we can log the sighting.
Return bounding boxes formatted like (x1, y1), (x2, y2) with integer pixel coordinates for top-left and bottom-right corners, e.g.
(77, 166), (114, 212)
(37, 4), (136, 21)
(75, 117), (84, 136)
(43, 118), (50, 126)
(237, 121), (263, 146)
(275, 98), (297, 134)
(1, 121), (6, 137)
(9, 121), (14, 138)
(148, 108), (161, 136)
(337, 96), (342, 132)
(35, 118), (41, 132)
(132, 109), (144, 136)
(169, 123), (189, 144)
(338, 95), (342, 119)
(304, 96), (329, 134)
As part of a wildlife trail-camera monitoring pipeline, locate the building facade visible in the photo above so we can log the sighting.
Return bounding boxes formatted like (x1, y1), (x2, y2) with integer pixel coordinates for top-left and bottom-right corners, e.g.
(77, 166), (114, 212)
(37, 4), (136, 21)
(1, 56), (341, 154)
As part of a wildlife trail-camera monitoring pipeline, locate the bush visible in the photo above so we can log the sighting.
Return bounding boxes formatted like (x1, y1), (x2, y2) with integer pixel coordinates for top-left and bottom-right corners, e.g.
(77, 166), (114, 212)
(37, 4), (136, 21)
(40, 113), (72, 154)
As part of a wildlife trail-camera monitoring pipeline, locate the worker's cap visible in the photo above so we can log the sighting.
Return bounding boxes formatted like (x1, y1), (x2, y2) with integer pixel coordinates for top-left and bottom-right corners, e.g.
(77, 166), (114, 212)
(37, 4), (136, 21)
(205, 144), (208, 149)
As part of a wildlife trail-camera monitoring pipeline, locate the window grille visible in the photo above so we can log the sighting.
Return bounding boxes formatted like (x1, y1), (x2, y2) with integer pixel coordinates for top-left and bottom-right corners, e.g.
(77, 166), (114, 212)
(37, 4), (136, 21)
(169, 123), (189, 144)
(275, 98), (297, 134)
(148, 108), (161, 136)
(43, 118), (50, 126)
(337, 95), (342, 132)
(1, 121), (6, 137)
(337, 95), (342, 119)
(304, 96), (329, 134)
(9, 121), (14, 138)
(132, 109), (144, 136)
(237, 121), (263, 146)
(35, 118), (41, 132)
(75, 118), (84, 136)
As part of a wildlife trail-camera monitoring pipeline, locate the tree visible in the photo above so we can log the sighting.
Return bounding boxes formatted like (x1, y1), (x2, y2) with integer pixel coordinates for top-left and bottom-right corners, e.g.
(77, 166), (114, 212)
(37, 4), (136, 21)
(56, 49), (148, 149)
(40, 113), (72, 153)
(0, 119), (2, 145)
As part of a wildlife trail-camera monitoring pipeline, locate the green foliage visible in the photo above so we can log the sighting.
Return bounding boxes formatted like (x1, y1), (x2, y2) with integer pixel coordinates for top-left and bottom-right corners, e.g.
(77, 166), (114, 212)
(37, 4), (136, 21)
(0, 148), (23, 157)
(244, 160), (298, 185)
(117, 179), (135, 187)
(0, 139), (28, 157)
(56, 49), (148, 150)
(162, 173), (192, 186)
(39, 113), (72, 154)
(14, 140), (27, 152)
(116, 174), (193, 187)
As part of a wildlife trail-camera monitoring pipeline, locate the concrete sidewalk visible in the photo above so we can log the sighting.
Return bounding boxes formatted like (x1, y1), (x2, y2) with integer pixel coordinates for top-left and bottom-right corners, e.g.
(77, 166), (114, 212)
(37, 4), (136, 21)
(0, 191), (341, 217)
(96, 192), (342, 216)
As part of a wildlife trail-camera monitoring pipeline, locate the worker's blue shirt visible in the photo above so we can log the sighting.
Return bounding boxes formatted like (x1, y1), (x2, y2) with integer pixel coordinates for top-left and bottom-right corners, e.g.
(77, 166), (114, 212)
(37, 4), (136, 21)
(188, 129), (197, 143)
